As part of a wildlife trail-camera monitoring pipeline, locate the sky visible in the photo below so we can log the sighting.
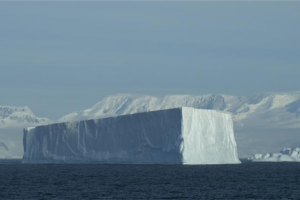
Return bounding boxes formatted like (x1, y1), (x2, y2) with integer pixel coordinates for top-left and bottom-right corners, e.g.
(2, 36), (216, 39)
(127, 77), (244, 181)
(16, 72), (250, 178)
(1, 2), (300, 119)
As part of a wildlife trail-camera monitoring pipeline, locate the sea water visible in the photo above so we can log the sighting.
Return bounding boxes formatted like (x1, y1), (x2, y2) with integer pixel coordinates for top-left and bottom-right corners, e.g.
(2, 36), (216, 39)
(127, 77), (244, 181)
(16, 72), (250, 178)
(0, 160), (299, 199)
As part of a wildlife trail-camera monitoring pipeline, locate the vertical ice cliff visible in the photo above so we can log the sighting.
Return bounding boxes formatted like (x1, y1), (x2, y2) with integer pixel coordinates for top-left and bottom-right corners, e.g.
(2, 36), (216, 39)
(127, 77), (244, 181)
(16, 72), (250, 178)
(23, 107), (240, 164)
(181, 108), (239, 164)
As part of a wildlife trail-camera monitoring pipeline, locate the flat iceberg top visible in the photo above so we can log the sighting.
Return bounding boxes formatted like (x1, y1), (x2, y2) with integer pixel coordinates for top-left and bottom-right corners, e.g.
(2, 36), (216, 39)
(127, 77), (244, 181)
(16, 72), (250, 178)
(23, 107), (240, 164)
(248, 147), (300, 162)
(25, 107), (230, 131)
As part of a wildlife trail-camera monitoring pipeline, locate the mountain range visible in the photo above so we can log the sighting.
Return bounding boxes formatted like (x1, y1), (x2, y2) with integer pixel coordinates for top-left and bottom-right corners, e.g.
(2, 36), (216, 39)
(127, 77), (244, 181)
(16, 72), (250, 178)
(1, 91), (300, 158)
(59, 92), (300, 128)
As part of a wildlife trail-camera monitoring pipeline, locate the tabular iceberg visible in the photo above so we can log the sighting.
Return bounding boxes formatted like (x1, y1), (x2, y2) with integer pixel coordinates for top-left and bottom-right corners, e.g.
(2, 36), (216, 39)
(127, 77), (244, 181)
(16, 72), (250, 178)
(23, 107), (240, 164)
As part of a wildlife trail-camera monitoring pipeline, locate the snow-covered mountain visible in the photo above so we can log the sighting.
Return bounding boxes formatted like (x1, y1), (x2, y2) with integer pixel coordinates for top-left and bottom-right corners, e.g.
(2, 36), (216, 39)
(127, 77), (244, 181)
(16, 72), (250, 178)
(59, 92), (300, 129)
(59, 92), (300, 157)
(0, 106), (50, 128)
(0, 106), (51, 159)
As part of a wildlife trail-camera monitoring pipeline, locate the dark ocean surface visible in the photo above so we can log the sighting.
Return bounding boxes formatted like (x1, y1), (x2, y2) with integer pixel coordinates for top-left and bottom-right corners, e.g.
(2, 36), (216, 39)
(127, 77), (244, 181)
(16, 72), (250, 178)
(0, 159), (299, 199)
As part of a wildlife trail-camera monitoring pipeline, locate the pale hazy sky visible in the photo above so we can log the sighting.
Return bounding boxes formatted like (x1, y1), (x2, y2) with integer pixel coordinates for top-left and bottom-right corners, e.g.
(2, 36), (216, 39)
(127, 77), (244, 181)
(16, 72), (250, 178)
(1, 2), (300, 119)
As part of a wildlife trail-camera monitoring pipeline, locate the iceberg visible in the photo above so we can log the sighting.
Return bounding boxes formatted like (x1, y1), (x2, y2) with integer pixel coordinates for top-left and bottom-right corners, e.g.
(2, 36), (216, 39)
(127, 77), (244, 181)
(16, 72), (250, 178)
(248, 147), (300, 162)
(23, 107), (240, 164)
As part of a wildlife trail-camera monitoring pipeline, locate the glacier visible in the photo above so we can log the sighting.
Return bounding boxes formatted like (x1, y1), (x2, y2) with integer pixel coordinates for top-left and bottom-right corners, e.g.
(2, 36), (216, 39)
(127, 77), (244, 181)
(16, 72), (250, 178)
(248, 147), (300, 162)
(23, 107), (240, 164)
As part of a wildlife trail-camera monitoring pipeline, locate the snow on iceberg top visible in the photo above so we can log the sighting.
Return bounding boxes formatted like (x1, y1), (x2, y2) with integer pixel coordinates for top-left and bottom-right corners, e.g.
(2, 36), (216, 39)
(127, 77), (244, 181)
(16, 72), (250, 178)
(248, 147), (300, 162)
(25, 107), (231, 131)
